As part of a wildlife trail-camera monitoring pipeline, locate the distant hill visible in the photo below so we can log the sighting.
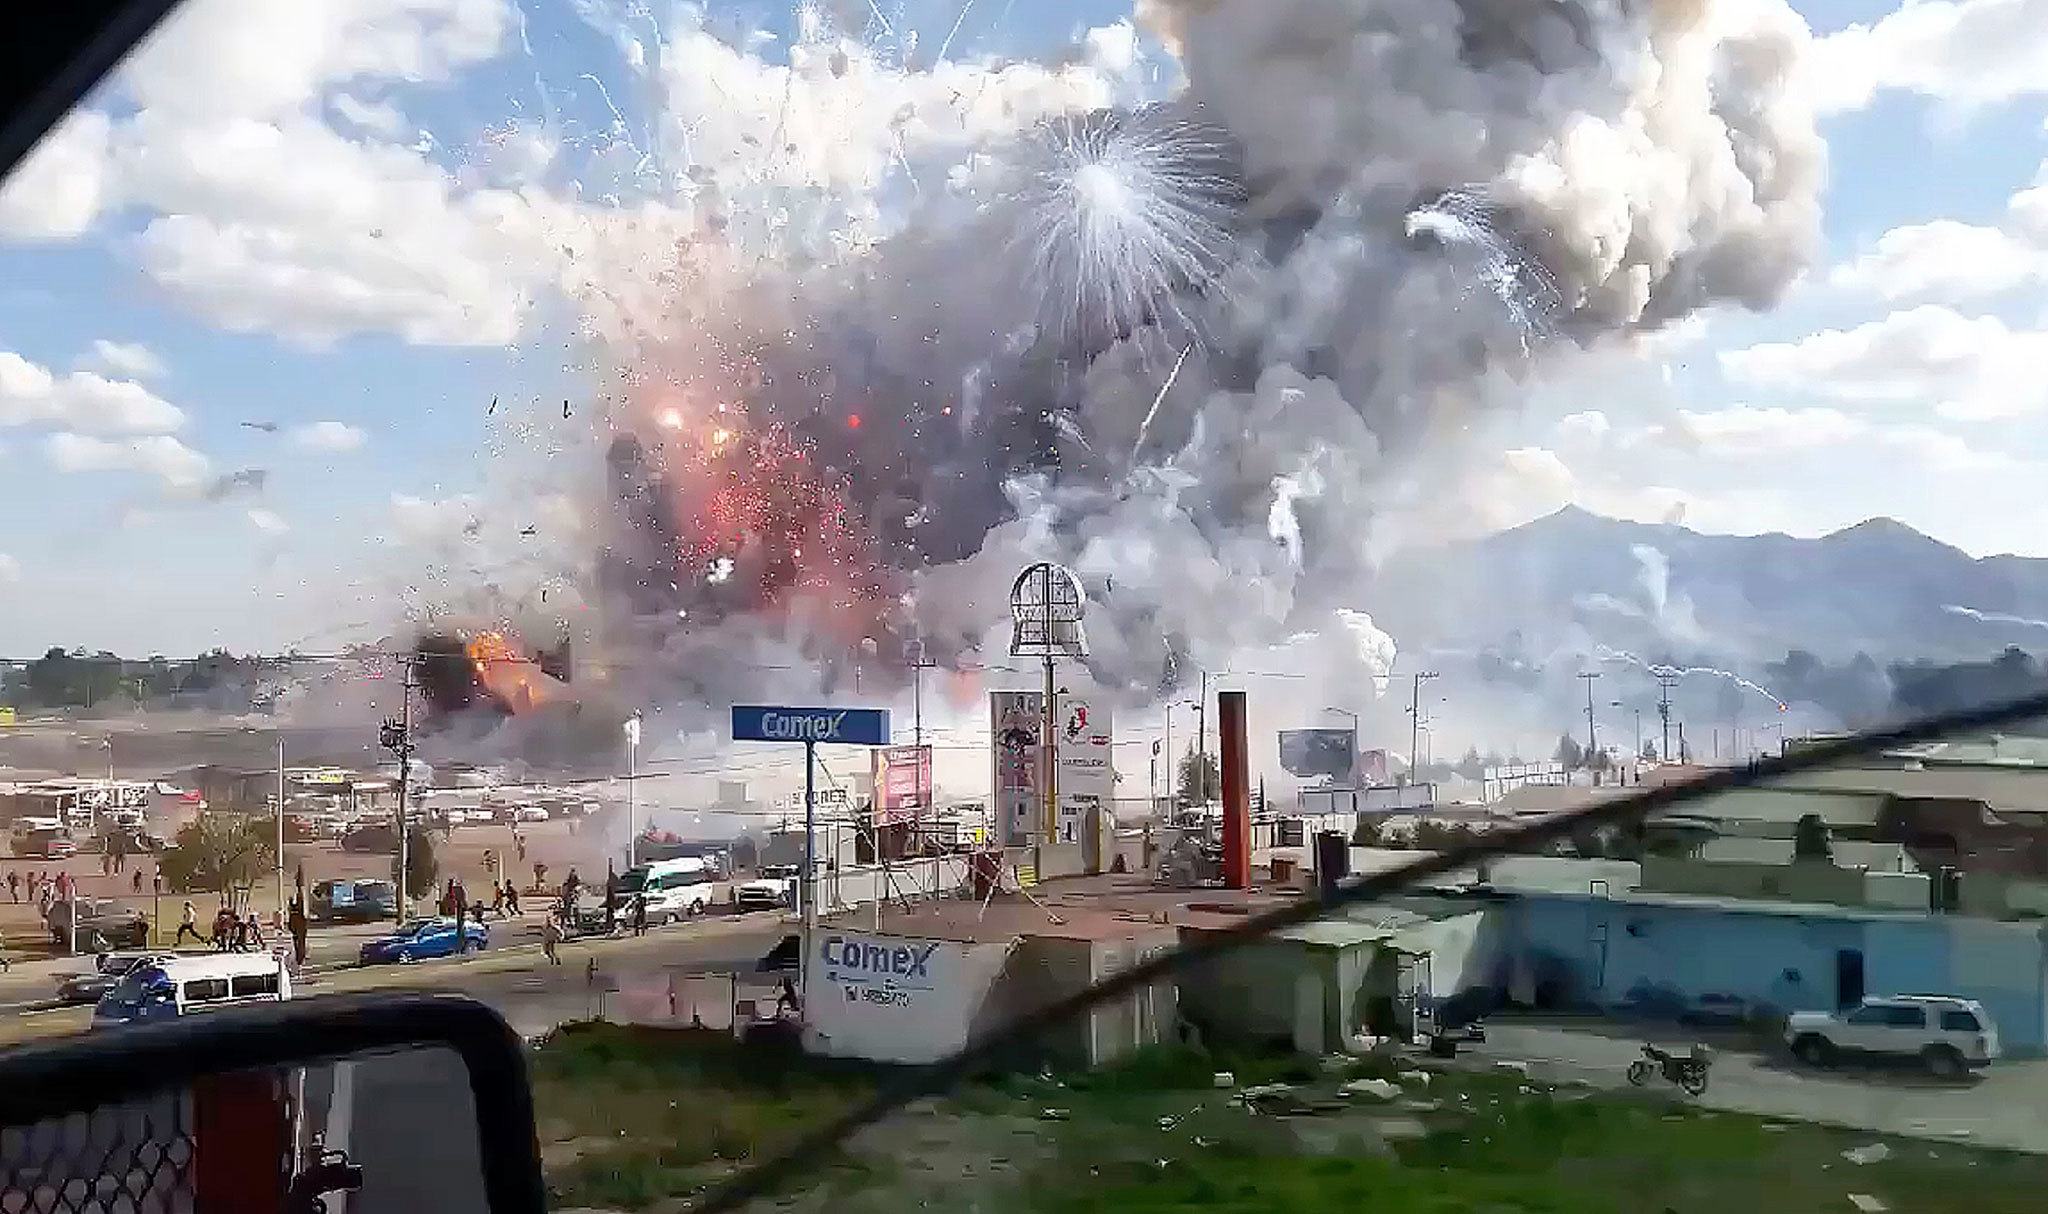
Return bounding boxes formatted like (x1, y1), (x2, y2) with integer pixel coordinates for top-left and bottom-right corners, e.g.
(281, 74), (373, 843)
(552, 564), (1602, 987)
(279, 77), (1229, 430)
(1374, 507), (2048, 666)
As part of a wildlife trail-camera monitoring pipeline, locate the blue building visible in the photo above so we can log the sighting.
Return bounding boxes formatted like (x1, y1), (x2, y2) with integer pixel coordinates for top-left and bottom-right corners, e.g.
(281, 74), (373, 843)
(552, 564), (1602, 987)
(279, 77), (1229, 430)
(1501, 889), (2048, 1054)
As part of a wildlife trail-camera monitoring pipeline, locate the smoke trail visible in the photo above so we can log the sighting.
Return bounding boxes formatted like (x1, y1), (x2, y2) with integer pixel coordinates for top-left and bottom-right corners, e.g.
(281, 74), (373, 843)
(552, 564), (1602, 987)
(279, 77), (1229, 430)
(1943, 604), (2048, 632)
(1405, 186), (1562, 349)
(1598, 646), (1787, 710)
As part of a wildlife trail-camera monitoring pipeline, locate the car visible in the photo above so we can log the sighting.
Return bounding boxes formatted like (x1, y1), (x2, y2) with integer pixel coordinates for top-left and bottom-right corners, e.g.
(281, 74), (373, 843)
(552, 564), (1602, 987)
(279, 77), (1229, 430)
(734, 866), (798, 911)
(55, 952), (175, 1006)
(617, 858), (718, 924)
(514, 805), (550, 823)
(311, 878), (398, 923)
(340, 823), (399, 852)
(357, 917), (488, 965)
(1786, 995), (2000, 1077)
(48, 898), (150, 951)
(15, 826), (76, 859)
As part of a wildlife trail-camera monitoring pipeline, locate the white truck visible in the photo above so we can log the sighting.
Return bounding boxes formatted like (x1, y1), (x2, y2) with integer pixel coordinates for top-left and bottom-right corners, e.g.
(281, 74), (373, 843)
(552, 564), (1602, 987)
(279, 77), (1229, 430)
(1786, 994), (1999, 1077)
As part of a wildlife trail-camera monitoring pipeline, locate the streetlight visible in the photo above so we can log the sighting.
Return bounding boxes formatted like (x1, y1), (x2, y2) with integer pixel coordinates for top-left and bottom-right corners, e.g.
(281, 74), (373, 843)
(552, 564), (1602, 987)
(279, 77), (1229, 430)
(623, 713), (643, 869)
(1611, 701), (1642, 759)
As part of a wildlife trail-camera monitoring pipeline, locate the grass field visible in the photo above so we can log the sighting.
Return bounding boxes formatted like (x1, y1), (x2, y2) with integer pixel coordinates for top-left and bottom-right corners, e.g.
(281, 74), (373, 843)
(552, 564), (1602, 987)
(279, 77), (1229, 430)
(527, 1025), (2048, 1213)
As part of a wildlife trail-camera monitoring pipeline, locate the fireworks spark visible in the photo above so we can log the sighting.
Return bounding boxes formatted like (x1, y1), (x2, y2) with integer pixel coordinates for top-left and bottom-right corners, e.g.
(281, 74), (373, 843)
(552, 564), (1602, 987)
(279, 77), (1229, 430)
(1598, 646), (1787, 711)
(1406, 187), (1564, 348)
(1008, 104), (1244, 345)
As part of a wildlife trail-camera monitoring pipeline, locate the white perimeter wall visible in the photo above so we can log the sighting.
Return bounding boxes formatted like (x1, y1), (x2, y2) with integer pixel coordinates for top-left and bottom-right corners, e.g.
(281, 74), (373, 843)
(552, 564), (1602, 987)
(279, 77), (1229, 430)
(804, 929), (1014, 1064)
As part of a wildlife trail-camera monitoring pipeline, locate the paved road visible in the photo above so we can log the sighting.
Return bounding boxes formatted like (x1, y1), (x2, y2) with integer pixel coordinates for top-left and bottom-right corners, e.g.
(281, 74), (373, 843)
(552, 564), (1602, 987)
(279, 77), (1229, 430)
(1468, 1019), (2048, 1153)
(0, 914), (790, 1046)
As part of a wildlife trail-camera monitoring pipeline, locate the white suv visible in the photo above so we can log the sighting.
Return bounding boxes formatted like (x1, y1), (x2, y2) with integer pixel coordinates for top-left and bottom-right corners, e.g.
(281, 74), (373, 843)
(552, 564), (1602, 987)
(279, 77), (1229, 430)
(1786, 995), (1999, 1077)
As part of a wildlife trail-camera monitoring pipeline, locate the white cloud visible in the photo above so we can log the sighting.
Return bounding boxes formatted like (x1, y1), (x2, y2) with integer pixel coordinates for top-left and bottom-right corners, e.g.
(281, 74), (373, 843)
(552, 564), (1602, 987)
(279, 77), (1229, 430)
(1719, 305), (2048, 419)
(246, 508), (290, 535)
(289, 419), (368, 451)
(1555, 410), (1613, 442)
(0, 111), (114, 240)
(45, 433), (211, 487)
(0, 553), (18, 584)
(84, 340), (167, 380)
(1643, 404), (2013, 470)
(1808, 0), (2048, 113)
(0, 352), (186, 433)
(1830, 219), (2048, 304)
(330, 93), (408, 137)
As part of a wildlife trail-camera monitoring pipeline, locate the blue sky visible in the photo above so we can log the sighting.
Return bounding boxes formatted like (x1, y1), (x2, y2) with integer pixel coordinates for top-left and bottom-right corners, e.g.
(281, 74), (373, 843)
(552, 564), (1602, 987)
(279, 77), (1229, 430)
(3, 0), (2047, 656)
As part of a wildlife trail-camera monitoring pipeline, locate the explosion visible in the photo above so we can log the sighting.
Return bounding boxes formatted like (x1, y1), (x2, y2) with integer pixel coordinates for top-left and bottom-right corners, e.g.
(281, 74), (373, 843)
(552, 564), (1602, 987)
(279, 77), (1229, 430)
(409, 0), (1822, 728)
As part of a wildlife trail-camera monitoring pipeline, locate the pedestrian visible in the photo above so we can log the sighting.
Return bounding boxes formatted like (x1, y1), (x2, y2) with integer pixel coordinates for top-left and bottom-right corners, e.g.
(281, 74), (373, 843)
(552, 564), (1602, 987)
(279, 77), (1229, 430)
(540, 914), (562, 965)
(6, 870), (16, 904)
(603, 873), (616, 936)
(490, 881), (505, 917)
(505, 881), (520, 916)
(288, 898), (308, 968)
(776, 977), (800, 1017)
(514, 832), (527, 863)
(453, 881), (468, 955)
(131, 868), (142, 894)
(213, 906), (234, 951)
(238, 912), (264, 952)
(563, 867), (581, 906)
(36, 886), (52, 924)
(175, 901), (204, 948)
(632, 892), (647, 937)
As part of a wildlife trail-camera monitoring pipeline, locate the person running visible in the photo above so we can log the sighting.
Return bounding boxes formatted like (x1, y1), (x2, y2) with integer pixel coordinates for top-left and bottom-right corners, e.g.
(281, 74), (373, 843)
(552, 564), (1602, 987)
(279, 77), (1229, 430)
(632, 892), (648, 938)
(504, 881), (521, 917)
(175, 901), (205, 948)
(287, 898), (309, 967)
(452, 882), (468, 956)
(130, 868), (142, 894)
(6, 871), (17, 904)
(213, 906), (235, 951)
(540, 914), (562, 966)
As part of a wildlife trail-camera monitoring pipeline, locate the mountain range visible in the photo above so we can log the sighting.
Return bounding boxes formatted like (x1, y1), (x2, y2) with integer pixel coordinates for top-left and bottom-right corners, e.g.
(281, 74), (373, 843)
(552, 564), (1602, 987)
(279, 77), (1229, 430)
(1374, 507), (2048, 667)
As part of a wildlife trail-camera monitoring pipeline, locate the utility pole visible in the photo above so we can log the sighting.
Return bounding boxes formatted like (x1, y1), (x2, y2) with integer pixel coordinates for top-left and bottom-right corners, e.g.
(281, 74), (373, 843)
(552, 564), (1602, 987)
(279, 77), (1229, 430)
(1408, 672), (1438, 783)
(909, 640), (934, 851)
(275, 733), (286, 926)
(1195, 671), (1211, 803)
(378, 660), (417, 923)
(1578, 672), (1600, 765)
(1655, 672), (1678, 760)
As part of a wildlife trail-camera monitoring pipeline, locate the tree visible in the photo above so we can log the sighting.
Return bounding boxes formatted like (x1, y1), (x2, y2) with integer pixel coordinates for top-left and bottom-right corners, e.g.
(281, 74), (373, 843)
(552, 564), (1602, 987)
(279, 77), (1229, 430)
(1177, 751), (1221, 805)
(1554, 733), (1584, 771)
(1352, 817), (1384, 847)
(157, 814), (277, 895)
(1454, 747), (1486, 780)
(396, 827), (439, 898)
(1640, 741), (1659, 761)
(1793, 812), (1832, 862)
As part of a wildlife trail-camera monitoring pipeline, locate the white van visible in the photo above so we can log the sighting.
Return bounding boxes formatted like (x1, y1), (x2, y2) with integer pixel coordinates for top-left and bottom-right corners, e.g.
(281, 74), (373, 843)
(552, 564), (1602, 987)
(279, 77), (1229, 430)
(91, 953), (293, 1028)
(618, 857), (719, 923)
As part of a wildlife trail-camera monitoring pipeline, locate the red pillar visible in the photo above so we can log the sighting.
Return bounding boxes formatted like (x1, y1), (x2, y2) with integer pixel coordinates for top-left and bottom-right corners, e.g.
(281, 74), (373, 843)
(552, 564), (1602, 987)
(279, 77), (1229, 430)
(1219, 690), (1251, 890)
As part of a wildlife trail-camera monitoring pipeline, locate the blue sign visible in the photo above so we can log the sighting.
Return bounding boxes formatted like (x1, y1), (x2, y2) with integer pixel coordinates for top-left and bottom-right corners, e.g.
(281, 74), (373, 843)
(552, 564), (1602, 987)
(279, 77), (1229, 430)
(731, 705), (891, 747)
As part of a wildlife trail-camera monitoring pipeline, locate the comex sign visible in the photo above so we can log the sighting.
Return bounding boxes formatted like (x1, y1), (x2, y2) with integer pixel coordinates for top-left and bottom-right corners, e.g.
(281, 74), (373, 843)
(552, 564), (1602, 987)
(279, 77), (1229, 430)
(821, 932), (940, 1010)
(731, 705), (890, 747)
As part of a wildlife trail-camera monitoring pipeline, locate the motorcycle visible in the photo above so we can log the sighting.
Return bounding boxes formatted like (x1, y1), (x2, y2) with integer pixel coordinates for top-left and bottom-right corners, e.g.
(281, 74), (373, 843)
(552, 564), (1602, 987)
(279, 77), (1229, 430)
(1627, 1043), (1712, 1095)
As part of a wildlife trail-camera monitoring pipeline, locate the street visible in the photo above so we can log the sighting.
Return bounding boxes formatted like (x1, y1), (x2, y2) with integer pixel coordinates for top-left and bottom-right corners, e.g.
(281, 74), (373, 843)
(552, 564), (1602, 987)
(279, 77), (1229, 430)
(1467, 1018), (2048, 1153)
(0, 913), (789, 1046)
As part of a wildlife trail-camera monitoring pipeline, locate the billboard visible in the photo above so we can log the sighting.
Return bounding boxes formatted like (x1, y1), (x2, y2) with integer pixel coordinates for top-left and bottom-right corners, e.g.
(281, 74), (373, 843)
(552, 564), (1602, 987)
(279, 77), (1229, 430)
(731, 705), (891, 746)
(871, 745), (933, 827)
(990, 691), (1042, 845)
(1055, 696), (1113, 846)
(1278, 729), (1357, 783)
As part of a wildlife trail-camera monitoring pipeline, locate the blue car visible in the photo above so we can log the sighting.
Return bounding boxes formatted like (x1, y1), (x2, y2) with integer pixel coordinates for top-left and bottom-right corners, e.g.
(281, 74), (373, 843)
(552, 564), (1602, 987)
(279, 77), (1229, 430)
(357, 917), (488, 965)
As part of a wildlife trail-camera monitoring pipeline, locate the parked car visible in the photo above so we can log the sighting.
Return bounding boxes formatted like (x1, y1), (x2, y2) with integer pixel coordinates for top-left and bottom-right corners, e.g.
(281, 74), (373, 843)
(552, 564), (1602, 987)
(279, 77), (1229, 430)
(48, 897), (150, 952)
(734, 866), (798, 912)
(514, 805), (550, 823)
(55, 952), (174, 1006)
(311, 878), (398, 923)
(1786, 995), (1999, 1077)
(339, 823), (398, 853)
(357, 917), (488, 965)
(617, 858), (718, 923)
(15, 826), (76, 859)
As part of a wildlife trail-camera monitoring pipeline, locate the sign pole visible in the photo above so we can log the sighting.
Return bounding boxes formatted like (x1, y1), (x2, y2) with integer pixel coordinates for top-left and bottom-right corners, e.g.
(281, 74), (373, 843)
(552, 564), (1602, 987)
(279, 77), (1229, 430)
(800, 736), (815, 1032)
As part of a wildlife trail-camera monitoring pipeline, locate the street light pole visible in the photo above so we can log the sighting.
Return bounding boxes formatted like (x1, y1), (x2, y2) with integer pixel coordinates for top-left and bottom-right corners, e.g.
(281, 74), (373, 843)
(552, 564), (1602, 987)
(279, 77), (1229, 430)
(275, 733), (286, 926)
(1407, 673), (1438, 783)
(623, 714), (642, 869)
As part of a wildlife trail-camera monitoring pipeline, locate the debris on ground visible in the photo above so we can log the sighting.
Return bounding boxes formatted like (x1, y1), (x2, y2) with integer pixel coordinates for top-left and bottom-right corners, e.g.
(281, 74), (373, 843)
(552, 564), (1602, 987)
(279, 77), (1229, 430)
(1843, 1143), (1891, 1166)
(1399, 1098), (1443, 1112)
(1038, 1108), (1068, 1121)
(1847, 1195), (1888, 1213)
(1398, 1070), (1432, 1086)
(1235, 1083), (1294, 1102)
(1339, 1078), (1402, 1101)
(1494, 1060), (1531, 1075)
(1211, 1071), (1235, 1088)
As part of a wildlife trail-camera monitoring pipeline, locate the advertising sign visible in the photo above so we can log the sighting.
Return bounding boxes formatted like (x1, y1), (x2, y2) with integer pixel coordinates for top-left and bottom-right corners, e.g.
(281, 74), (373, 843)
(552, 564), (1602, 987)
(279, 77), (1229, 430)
(990, 691), (1041, 845)
(1278, 728), (1358, 783)
(807, 930), (1013, 1063)
(1056, 696), (1113, 846)
(871, 744), (933, 827)
(731, 705), (890, 746)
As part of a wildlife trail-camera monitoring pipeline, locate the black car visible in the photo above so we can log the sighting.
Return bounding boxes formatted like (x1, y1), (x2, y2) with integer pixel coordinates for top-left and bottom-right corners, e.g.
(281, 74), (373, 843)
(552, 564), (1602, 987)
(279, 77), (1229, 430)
(339, 824), (399, 853)
(53, 952), (172, 1006)
(48, 898), (150, 952)
(311, 878), (398, 923)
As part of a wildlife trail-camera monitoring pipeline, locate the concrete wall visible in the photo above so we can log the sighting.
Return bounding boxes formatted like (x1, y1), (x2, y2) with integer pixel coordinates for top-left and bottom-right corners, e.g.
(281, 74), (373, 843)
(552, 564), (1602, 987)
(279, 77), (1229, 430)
(985, 931), (1179, 1067)
(811, 855), (969, 915)
(1177, 935), (1313, 1049)
(1638, 856), (1930, 909)
(1697, 837), (1915, 871)
(1506, 891), (2048, 1053)
(805, 931), (1016, 1064)
(1958, 873), (2048, 920)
